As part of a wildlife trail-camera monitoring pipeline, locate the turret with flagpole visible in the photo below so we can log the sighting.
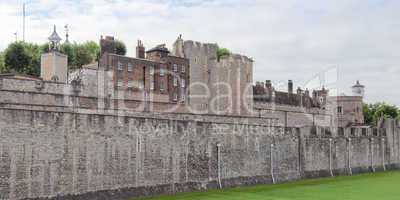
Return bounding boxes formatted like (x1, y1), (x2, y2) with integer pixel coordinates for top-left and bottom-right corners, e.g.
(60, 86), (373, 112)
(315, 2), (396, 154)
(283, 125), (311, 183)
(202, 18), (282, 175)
(40, 25), (68, 83)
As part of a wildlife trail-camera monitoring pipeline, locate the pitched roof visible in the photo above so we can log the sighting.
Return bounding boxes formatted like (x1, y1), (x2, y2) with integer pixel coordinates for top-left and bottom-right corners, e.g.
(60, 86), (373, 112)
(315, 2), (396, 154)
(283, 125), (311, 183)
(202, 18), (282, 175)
(146, 44), (170, 53)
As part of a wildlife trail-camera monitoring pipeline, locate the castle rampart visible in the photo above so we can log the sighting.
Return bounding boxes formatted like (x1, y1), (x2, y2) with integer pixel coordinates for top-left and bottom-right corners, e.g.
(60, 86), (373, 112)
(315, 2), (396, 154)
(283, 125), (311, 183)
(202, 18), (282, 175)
(0, 100), (398, 199)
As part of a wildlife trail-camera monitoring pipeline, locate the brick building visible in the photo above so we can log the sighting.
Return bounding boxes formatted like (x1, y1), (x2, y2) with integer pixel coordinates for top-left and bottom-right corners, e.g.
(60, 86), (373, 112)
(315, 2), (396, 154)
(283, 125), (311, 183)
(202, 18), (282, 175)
(253, 79), (366, 127)
(99, 36), (189, 104)
(253, 80), (324, 108)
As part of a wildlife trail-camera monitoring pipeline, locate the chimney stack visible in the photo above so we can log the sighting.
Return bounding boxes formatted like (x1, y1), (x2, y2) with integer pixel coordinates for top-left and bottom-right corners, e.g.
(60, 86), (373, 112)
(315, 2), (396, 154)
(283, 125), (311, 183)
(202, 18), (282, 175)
(288, 80), (293, 94)
(305, 88), (310, 97)
(297, 87), (303, 95)
(265, 80), (272, 89)
(136, 40), (145, 59)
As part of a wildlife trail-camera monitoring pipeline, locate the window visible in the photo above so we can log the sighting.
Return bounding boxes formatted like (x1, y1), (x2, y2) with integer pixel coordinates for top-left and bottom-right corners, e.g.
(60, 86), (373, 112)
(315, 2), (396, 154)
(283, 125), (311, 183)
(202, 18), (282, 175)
(173, 77), (178, 86)
(149, 66), (154, 75)
(150, 80), (154, 90)
(181, 90), (186, 101)
(181, 79), (185, 88)
(160, 81), (164, 91)
(173, 93), (178, 101)
(181, 65), (185, 73)
(127, 80), (134, 88)
(117, 80), (123, 87)
(128, 63), (133, 72)
(173, 64), (178, 72)
(138, 81), (144, 89)
(160, 68), (165, 76)
(117, 62), (123, 71)
(337, 106), (343, 114)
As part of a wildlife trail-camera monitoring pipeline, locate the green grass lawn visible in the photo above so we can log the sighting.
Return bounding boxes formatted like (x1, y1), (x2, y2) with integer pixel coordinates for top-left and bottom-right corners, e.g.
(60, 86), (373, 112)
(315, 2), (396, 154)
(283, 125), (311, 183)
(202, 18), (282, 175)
(134, 171), (400, 200)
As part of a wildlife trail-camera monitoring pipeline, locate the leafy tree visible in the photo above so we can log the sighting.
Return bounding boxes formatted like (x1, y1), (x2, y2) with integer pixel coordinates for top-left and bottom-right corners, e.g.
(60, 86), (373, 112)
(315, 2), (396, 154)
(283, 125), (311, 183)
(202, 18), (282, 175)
(217, 47), (230, 61)
(74, 44), (92, 68)
(60, 43), (76, 68)
(82, 41), (100, 61)
(363, 103), (376, 125)
(0, 51), (7, 73)
(363, 103), (399, 125)
(24, 43), (41, 76)
(374, 103), (398, 120)
(2, 40), (102, 75)
(4, 42), (32, 74)
(40, 43), (51, 54)
(115, 40), (127, 56)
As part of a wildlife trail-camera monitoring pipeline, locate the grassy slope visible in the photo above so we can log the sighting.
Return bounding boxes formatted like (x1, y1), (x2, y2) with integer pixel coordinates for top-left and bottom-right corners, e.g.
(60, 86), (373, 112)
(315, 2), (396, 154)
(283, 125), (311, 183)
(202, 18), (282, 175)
(134, 171), (400, 200)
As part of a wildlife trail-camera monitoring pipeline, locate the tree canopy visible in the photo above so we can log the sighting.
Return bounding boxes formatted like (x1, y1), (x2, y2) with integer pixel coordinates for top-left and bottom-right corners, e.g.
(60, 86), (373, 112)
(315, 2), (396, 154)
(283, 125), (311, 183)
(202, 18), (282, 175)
(0, 51), (6, 73)
(74, 44), (93, 68)
(363, 103), (399, 125)
(115, 40), (127, 56)
(3, 42), (39, 76)
(1, 40), (101, 75)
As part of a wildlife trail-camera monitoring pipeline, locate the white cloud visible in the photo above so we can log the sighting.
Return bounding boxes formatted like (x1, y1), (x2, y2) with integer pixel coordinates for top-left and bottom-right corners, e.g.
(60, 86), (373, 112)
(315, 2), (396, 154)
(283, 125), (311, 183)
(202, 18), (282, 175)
(0, 0), (399, 105)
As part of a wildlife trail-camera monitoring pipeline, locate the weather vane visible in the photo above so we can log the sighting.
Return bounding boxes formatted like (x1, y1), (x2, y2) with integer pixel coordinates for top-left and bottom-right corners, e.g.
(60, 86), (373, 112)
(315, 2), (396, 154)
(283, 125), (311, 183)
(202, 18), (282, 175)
(64, 24), (69, 43)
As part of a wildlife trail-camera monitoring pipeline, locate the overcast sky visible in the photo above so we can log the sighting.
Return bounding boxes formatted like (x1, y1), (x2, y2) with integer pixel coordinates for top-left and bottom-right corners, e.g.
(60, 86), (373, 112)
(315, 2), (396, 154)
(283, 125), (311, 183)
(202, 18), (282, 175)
(0, 0), (399, 105)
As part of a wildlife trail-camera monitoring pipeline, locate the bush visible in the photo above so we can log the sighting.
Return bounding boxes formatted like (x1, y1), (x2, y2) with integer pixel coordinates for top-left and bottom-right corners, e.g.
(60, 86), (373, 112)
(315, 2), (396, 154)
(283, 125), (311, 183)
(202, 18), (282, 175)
(217, 47), (230, 61)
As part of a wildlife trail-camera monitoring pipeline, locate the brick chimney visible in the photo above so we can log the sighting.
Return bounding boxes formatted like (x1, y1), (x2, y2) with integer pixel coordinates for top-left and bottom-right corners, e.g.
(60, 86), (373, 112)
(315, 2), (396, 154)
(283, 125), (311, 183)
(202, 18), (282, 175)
(265, 80), (272, 89)
(136, 40), (145, 59)
(305, 88), (310, 97)
(288, 80), (293, 94)
(297, 87), (303, 95)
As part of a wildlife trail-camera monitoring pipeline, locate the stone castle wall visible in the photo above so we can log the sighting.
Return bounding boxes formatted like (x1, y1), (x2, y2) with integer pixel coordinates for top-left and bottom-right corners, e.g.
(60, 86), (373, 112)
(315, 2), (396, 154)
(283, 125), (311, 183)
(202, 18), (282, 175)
(254, 102), (332, 127)
(0, 104), (399, 199)
(0, 76), (399, 200)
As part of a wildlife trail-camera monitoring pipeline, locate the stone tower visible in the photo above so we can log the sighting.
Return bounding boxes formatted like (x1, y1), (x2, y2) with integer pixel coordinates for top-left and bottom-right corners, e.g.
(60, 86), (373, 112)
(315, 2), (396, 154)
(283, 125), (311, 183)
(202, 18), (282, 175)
(173, 36), (254, 116)
(172, 34), (184, 57)
(40, 25), (68, 83)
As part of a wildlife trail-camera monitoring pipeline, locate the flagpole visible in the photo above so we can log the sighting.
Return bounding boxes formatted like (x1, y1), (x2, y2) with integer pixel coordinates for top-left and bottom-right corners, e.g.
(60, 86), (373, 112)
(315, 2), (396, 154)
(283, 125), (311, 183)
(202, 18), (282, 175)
(23, 3), (26, 42)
